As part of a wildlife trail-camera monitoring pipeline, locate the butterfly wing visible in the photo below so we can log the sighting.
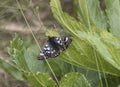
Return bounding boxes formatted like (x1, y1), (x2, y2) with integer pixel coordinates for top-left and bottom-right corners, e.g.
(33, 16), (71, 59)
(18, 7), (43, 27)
(38, 42), (60, 60)
(38, 36), (72, 60)
(63, 37), (72, 48)
(54, 37), (72, 51)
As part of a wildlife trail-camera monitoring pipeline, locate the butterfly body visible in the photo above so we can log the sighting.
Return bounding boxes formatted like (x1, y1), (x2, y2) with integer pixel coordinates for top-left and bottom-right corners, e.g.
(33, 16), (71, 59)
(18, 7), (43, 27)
(38, 36), (72, 60)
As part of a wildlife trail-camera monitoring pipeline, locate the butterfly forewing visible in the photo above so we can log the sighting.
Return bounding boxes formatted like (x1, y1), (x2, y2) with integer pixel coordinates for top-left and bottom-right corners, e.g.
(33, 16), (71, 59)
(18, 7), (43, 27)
(54, 37), (72, 51)
(63, 37), (72, 48)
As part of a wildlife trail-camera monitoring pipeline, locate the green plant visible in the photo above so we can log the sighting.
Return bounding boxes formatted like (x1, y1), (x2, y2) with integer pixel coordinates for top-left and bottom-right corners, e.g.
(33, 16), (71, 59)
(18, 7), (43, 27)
(0, 0), (120, 87)
(50, 0), (120, 75)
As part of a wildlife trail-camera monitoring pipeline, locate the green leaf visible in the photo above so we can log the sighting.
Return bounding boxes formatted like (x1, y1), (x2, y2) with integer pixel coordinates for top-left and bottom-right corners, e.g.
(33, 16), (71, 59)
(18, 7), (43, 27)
(105, 0), (120, 37)
(50, 0), (88, 35)
(50, 0), (107, 33)
(47, 59), (62, 76)
(45, 30), (60, 37)
(60, 31), (120, 76)
(100, 31), (120, 67)
(74, 0), (91, 29)
(0, 58), (24, 80)
(101, 75), (120, 87)
(24, 72), (57, 87)
(87, 0), (107, 30)
(60, 72), (91, 87)
(74, 0), (90, 29)
(8, 35), (29, 71)
(47, 58), (74, 77)
(24, 45), (48, 73)
(50, 0), (120, 76)
(25, 44), (75, 77)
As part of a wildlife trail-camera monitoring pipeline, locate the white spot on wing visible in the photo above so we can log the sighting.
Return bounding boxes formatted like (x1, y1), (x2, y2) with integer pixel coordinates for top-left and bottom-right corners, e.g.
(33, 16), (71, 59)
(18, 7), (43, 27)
(47, 51), (50, 53)
(46, 44), (48, 47)
(55, 38), (58, 41)
(40, 53), (44, 56)
(65, 37), (68, 41)
(44, 48), (47, 50)
(46, 47), (50, 50)
(53, 50), (56, 52)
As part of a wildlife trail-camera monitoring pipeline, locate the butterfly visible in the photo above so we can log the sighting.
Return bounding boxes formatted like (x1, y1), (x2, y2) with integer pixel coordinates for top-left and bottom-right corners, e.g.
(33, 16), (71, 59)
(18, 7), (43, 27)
(38, 36), (72, 60)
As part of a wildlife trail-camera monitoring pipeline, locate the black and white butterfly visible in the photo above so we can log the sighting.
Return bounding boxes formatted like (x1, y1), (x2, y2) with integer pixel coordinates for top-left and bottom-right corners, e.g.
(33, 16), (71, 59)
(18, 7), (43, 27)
(38, 36), (72, 60)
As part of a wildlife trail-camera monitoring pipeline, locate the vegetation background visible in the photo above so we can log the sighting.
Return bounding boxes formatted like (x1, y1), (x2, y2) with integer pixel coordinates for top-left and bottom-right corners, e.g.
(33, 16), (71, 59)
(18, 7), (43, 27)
(0, 0), (59, 86)
(0, 0), (120, 87)
(0, 0), (76, 86)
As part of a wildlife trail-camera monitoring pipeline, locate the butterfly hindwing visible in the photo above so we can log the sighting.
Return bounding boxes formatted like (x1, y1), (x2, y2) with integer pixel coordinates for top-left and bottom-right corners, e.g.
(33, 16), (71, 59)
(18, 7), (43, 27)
(38, 41), (60, 60)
